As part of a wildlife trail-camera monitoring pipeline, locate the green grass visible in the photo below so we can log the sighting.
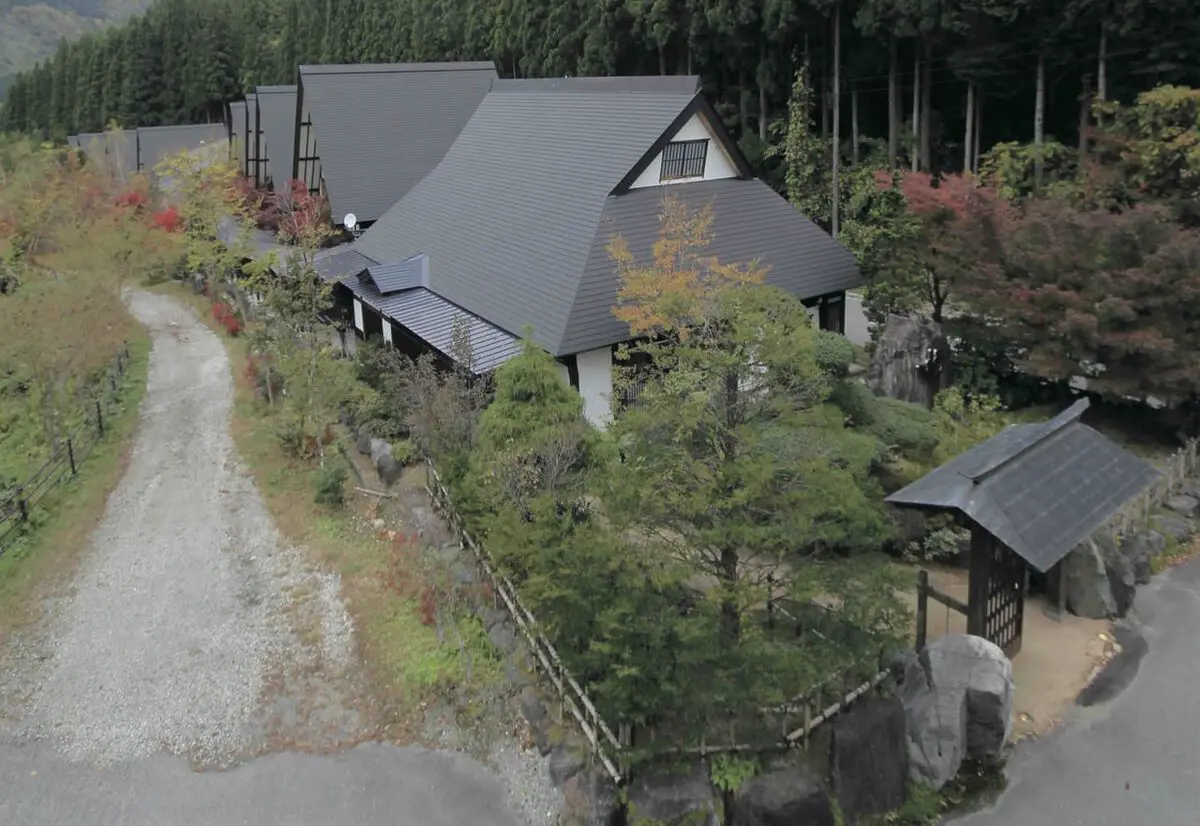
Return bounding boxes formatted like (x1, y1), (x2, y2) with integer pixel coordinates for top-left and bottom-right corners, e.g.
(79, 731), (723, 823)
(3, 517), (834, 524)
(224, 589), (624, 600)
(0, 329), (151, 639)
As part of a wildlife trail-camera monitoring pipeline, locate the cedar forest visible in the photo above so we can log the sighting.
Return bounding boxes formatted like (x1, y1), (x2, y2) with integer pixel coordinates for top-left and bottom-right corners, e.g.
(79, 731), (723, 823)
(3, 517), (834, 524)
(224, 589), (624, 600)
(3, 0), (1200, 773)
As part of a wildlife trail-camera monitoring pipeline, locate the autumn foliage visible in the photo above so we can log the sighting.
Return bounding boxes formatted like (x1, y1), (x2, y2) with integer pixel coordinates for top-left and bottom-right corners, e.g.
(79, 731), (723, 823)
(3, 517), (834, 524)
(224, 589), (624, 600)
(609, 195), (768, 337)
(210, 301), (243, 336)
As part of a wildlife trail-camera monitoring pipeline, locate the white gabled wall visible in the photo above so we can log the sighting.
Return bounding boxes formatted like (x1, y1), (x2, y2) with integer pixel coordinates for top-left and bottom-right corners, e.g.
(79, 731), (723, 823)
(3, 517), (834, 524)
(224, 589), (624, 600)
(554, 359), (571, 388)
(628, 112), (740, 190)
(353, 298), (364, 332)
(576, 347), (614, 430)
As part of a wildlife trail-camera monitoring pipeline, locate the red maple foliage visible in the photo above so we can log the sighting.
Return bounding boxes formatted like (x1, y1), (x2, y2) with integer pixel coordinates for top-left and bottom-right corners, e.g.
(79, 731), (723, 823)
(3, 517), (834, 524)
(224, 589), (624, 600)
(211, 301), (243, 336)
(152, 206), (181, 233)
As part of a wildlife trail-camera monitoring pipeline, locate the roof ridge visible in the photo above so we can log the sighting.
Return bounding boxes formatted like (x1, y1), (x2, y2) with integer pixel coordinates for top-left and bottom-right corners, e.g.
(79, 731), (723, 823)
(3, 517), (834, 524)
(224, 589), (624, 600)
(301, 61), (496, 76)
(964, 398), (1090, 483)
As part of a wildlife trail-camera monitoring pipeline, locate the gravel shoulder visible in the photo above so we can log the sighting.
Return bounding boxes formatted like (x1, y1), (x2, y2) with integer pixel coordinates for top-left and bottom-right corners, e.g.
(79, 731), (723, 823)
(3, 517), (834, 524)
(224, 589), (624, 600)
(0, 291), (533, 825)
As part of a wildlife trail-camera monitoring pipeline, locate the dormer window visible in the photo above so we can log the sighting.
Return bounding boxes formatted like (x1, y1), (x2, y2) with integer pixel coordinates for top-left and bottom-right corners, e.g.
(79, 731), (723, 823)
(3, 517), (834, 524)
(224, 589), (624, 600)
(660, 139), (708, 181)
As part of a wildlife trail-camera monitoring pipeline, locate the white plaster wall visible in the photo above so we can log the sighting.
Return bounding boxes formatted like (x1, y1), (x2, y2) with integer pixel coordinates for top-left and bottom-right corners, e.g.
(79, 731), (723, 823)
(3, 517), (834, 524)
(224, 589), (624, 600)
(628, 112), (739, 190)
(382, 320), (393, 345)
(353, 298), (364, 332)
(554, 359), (571, 388)
(576, 347), (614, 430)
(844, 292), (872, 347)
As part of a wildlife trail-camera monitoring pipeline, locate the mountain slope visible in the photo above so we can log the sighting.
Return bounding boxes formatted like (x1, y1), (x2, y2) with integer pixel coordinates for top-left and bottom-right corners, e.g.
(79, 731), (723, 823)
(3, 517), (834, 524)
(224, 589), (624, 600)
(0, 0), (149, 83)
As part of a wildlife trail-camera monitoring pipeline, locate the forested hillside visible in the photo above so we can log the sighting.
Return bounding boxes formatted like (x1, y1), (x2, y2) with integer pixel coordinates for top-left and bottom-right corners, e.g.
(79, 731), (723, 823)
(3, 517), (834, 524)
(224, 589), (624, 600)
(0, 0), (149, 91)
(3, 0), (1200, 175)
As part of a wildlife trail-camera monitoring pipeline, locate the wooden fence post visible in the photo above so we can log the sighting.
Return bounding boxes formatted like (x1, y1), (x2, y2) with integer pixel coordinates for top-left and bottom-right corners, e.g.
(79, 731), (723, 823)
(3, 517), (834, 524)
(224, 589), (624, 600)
(915, 569), (929, 652)
(95, 400), (103, 435)
(18, 498), (28, 522)
(67, 438), (76, 476)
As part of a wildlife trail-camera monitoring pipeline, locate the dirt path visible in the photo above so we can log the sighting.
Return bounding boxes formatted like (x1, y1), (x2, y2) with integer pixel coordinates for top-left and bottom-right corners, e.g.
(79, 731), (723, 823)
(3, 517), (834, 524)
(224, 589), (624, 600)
(0, 291), (521, 825)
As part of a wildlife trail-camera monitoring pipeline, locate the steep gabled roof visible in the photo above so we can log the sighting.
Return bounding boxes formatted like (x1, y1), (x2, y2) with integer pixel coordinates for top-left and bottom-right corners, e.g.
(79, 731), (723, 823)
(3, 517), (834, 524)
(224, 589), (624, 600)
(356, 80), (701, 354)
(78, 130), (138, 178)
(298, 62), (498, 223)
(137, 124), (227, 176)
(255, 85), (297, 189)
(886, 399), (1160, 572)
(229, 101), (247, 144)
(560, 178), (862, 354)
(343, 265), (522, 373)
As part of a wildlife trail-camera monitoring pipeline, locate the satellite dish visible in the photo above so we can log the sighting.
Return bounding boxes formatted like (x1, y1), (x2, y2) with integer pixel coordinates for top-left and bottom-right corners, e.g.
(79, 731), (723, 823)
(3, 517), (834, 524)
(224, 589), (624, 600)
(343, 213), (358, 231)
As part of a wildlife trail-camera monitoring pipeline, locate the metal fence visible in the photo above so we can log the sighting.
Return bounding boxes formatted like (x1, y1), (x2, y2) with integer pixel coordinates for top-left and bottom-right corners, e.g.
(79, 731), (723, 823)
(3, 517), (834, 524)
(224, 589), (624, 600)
(0, 346), (133, 556)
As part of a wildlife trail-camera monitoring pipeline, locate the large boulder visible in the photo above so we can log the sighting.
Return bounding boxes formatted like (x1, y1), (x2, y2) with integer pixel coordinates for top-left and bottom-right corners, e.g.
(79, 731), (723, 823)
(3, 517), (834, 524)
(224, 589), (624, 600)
(865, 314), (952, 408)
(900, 635), (1014, 790)
(1151, 514), (1194, 543)
(627, 760), (721, 826)
(1165, 494), (1199, 518)
(562, 765), (618, 826)
(355, 425), (374, 456)
(831, 697), (908, 822)
(375, 453), (403, 487)
(519, 686), (553, 756)
(904, 676), (968, 790)
(369, 438), (393, 466)
(731, 765), (834, 826)
(1121, 530), (1165, 585)
(1103, 542), (1137, 617)
(549, 744), (588, 788)
(1063, 539), (1117, 619)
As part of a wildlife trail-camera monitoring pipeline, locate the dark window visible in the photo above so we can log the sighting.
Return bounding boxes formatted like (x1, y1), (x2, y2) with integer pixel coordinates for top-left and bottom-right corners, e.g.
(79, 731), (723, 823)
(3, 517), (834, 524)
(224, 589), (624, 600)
(660, 139), (708, 181)
(819, 295), (845, 334)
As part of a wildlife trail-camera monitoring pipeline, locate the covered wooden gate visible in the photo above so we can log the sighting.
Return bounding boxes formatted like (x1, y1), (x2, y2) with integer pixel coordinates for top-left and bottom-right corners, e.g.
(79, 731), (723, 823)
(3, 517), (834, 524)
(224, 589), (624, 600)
(888, 398), (1160, 658)
(967, 529), (1026, 656)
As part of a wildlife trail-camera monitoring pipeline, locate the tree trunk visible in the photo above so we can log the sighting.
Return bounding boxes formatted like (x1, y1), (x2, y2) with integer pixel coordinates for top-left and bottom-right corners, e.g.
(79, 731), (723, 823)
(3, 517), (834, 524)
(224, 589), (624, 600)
(964, 82), (975, 173)
(851, 85), (860, 165)
(1078, 73), (1092, 156)
(831, 1), (841, 240)
(911, 44), (920, 172)
(888, 35), (899, 169)
(719, 546), (741, 640)
(1097, 25), (1108, 103)
(658, 44), (667, 76)
(759, 41), (769, 142)
(686, 44), (693, 75)
(1035, 50), (1046, 192)
(821, 64), (829, 140)
(739, 67), (750, 138)
(973, 88), (983, 172)
(919, 40), (932, 172)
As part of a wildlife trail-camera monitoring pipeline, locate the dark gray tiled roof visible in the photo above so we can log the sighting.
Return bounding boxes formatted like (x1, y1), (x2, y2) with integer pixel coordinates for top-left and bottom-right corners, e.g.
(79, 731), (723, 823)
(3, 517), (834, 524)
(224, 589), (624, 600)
(356, 83), (700, 354)
(561, 178), (863, 354)
(315, 246), (377, 283)
(886, 399), (1160, 572)
(78, 130), (137, 178)
(229, 101), (247, 145)
(299, 62), (498, 223)
(255, 85), (297, 189)
(490, 76), (701, 94)
(362, 255), (429, 294)
(136, 124), (227, 176)
(344, 272), (521, 374)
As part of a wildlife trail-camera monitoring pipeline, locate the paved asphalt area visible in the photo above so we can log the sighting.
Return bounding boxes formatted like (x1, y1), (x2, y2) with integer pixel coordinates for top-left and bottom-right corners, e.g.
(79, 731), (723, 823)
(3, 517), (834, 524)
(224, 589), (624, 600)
(952, 556), (1200, 826)
(0, 741), (518, 825)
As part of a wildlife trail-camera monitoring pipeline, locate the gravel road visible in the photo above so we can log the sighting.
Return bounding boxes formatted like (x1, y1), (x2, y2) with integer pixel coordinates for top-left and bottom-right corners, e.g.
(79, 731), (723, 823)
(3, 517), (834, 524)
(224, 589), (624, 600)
(0, 291), (527, 825)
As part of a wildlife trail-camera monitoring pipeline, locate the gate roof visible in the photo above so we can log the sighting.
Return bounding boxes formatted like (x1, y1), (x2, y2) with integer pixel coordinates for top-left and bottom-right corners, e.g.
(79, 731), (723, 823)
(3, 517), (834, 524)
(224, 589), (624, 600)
(886, 398), (1159, 572)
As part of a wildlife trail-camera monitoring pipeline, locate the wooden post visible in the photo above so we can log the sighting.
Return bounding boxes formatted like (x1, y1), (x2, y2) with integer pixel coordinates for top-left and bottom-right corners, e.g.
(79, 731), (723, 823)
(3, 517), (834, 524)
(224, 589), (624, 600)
(966, 527), (990, 637)
(18, 498), (28, 522)
(67, 438), (76, 476)
(916, 569), (929, 651)
(95, 400), (104, 436)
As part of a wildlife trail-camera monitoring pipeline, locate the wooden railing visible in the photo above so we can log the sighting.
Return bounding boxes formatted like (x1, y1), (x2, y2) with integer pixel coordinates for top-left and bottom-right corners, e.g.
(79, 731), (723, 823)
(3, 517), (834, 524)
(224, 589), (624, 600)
(424, 461), (624, 783)
(1106, 438), (1200, 538)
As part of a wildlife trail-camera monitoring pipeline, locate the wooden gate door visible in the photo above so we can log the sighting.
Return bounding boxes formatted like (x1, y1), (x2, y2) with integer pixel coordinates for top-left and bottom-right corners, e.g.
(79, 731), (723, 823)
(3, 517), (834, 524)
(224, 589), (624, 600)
(967, 528), (1026, 657)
